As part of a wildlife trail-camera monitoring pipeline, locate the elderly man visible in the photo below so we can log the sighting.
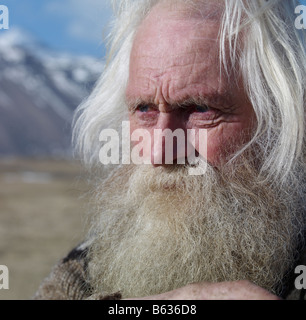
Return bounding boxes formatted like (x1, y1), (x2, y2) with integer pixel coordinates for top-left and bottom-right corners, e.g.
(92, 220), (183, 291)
(34, 0), (306, 300)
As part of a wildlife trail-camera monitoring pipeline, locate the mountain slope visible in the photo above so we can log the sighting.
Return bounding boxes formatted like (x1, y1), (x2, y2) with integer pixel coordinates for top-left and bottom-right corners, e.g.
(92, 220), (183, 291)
(0, 29), (104, 157)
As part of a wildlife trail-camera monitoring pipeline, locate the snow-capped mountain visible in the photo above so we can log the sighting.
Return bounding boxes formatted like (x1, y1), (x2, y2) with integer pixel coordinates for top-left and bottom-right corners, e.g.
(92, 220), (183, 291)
(0, 28), (104, 157)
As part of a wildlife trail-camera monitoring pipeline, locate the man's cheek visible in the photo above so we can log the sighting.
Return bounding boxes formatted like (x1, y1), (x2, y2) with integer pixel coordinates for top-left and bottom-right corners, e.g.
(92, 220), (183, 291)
(195, 125), (243, 167)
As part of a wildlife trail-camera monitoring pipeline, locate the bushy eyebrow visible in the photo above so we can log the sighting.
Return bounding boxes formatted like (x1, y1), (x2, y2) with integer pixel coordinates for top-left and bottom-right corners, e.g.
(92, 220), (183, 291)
(176, 96), (217, 108)
(126, 92), (233, 112)
(126, 97), (149, 112)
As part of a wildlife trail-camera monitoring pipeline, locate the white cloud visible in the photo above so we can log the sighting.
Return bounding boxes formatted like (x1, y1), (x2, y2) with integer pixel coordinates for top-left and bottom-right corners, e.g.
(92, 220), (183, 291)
(45, 0), (113, 44)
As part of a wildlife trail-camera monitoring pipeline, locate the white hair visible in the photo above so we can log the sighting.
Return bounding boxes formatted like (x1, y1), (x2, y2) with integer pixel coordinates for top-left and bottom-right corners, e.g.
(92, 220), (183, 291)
(73, 0), (306, 185)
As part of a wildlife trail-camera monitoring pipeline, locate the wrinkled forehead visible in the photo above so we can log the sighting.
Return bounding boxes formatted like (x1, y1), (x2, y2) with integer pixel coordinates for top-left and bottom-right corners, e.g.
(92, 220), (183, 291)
(126, 1), (234, 107)
(131, 0), (224, 59)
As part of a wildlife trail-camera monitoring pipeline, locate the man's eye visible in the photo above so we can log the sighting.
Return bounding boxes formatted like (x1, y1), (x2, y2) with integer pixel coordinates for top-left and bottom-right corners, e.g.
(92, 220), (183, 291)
(137, 105), (150, 112)
(194, 105), (210, 113)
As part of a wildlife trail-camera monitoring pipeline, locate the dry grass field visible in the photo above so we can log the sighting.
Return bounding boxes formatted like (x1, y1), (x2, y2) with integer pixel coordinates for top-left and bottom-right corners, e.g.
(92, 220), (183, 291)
(0, 157), (90, 300)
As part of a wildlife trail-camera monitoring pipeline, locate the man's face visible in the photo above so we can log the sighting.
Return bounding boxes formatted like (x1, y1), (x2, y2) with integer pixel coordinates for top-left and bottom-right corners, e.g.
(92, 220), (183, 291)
(126, 2), (256, 167)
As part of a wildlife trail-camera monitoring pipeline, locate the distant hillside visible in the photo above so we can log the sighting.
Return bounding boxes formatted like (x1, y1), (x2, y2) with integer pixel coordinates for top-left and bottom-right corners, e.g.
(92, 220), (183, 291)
(0, 29), (104, 157)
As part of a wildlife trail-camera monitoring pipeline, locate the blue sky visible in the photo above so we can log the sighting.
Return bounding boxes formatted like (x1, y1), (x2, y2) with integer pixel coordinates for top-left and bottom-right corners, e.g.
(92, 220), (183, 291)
(1, 0), (113, 57)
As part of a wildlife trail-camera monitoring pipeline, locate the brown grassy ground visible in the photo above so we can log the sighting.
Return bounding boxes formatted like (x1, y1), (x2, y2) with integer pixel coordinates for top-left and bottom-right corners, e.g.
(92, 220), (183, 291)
(0, 157), (90, 300)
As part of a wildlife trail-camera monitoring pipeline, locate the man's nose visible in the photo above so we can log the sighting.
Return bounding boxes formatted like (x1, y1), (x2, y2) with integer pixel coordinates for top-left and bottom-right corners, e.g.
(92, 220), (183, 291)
(151, 109), (187, 166)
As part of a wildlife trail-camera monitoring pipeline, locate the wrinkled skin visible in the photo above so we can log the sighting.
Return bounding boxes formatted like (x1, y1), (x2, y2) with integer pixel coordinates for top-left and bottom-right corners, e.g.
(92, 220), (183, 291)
(126, 2), (256, 167)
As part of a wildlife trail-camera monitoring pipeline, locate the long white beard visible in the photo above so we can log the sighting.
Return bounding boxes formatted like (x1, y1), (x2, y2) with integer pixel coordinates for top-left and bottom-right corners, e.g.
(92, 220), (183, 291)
(86, 160), (305, 299)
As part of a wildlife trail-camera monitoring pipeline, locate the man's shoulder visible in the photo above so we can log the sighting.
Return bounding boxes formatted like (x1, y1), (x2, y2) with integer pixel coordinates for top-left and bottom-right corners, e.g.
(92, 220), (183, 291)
(33, 241), (93, 300)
